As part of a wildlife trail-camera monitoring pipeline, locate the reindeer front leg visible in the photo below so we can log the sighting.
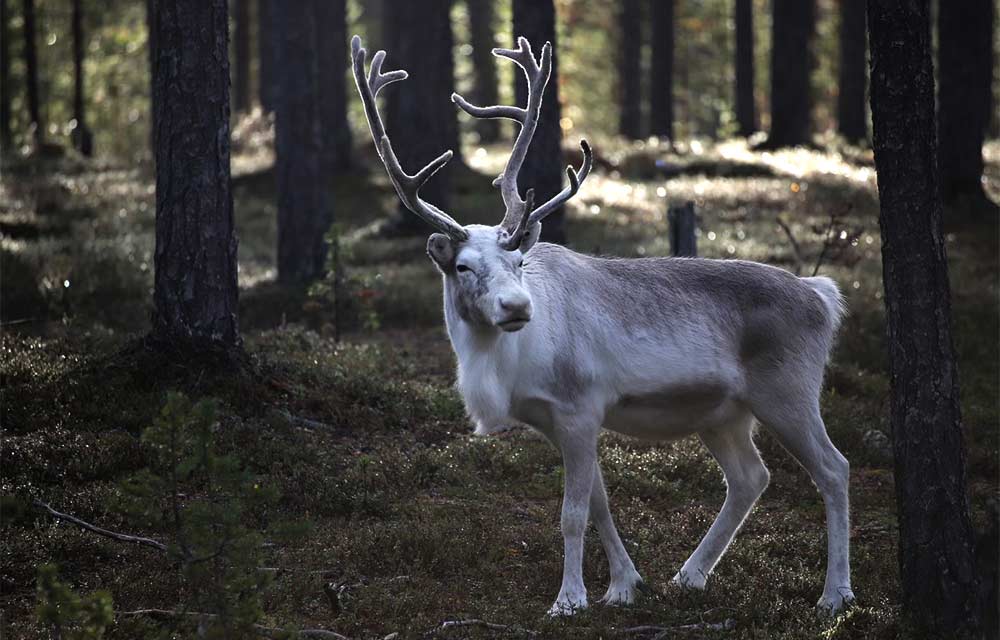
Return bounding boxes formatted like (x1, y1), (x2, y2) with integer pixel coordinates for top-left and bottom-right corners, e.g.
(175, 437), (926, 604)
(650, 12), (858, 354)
(548, 421), (599, 616)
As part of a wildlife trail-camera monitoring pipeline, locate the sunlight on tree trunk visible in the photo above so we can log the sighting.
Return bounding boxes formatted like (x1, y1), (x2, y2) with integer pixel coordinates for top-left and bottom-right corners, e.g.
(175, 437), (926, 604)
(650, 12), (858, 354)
(733, 0), (755, 138)
(763, 0), (814, 149)
(21, 0), (42, 145)
(836, 0), (866, 143)
(71, 0), (92, 156)
(618, 0), (642, 140)
(649, 0), (674, 141)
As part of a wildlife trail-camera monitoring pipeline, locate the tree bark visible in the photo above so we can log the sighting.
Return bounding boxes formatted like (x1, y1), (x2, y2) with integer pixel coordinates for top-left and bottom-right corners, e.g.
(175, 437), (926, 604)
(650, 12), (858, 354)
(71, 0), (92, 156)
(233, 0), (250, 113)
(1, 0), (12, 153)
(762, 0), (815, 148)
(733, 0), (755, 137)
(649, 0), (674, 140)
(867, 0), (982, 635)
(836, 0), (866, 143)
(275, 0), (330, 282)
(383, 0), (457, 235)
(467, 0), (500, 144)
(937, 0), (996, 214)
(151, 0), (240, 348)
(21, 0), (42, 145)
(316, 0), (351, 174)
(618, 0), (642, 140)
(513, 0), (565, 245)
(257, 0), (277, 112)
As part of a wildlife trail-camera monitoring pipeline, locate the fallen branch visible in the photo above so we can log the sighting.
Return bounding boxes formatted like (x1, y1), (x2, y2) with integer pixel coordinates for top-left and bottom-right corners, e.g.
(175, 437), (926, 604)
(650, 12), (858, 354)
(119, 609), (351, 640)
(423, 619), (538, 637)
(277, 409), (333, 431)
(33, 500), (168, 552)
(620, 619), (736, 637)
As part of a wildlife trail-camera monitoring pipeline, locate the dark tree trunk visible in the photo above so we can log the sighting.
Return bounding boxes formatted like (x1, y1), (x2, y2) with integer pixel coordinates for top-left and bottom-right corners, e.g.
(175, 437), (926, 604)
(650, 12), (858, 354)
(233, 0), (250, 113)
(275, 0), (330, 282)
(151, 0), (240, 348)
(649, 0), (674, 140)
(467, 0), (500, 144)
(1, 0), (12, 153)
(71, 0), (92, 156)
(937, 0), (996, 215)
(762, 0), (815, 148)
(867, 0), (982, 636)
(618, 0), (642, 140)
(513, 0), (565, 245)
(21, 0), (42, 145)
(734, 0), (755, 137)
(316, 0), (351, 174)
(837, 0), (866, 143)
(258, 0), (277, 112)
(383, 0), (457, 235)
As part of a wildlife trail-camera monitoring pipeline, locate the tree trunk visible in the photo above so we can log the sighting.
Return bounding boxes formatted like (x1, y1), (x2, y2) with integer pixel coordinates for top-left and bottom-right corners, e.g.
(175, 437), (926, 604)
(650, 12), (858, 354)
(618, 0), (642, 140)
(1, 0), (12, 153)
(21, 0), (42, 145)
(71, 0), (92, 156)
(867, 0), (982, 635)
(151, 0), (240, 348)
(233, 0), (250, 113)
(316, 0), (351, 174)
(467, 0), (500, 144)
(762, 0), (814, 148)
(513, 0), (565, 245)
(649, 0), (674, 140)
(383, 0), (457, 235)
(733, 0), (755, 137)
(275, 0), (330, 282)
(837, 0), (866, 143)
(258, 0), (277, 112)
(937, 0), (996, 215)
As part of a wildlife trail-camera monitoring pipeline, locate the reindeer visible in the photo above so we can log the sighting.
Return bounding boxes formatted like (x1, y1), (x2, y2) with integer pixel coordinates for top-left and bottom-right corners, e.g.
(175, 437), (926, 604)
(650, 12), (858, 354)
(351, 35), (855, 616)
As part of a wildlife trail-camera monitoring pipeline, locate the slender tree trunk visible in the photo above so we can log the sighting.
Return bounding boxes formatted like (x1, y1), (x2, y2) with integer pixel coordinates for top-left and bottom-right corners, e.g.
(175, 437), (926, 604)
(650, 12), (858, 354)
(867, 0), (982, 636)
(316, 0), (351, 174)
(762, 0), (815, 148)
(618, 0), (642, 140)
(467, 0), (500, 144)
(258, 0), (277, 112)
(275, 0), (329, 282)
(837, 0), (866, 143)
(71, 0), (92, 156)
(233, 0), (250, 113)
(1, 0), (12, 154)
(151, 0), (240, 348)
(21, 0), (42, 145)
(937, 0), (996, 215)
(383, 0), (457, 235)
(734, 0), (755, 137)
(649, 0), (674, 140)
(513, 0), (565, 245)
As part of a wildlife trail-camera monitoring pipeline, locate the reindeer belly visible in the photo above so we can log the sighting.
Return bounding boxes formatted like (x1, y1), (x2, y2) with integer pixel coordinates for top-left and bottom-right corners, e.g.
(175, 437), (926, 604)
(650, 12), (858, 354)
(602, 381), (743, 441)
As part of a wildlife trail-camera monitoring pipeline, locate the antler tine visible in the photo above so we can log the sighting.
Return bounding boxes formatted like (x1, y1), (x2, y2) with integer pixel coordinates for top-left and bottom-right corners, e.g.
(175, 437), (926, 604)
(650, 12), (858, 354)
(527, 139), (594, 227)
(351, 35), (468, 241)
(500, 188), (534, 251)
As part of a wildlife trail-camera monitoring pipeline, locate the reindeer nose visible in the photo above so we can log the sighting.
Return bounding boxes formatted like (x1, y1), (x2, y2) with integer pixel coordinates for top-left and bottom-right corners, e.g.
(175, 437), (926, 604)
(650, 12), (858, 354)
(499, 294), (531, 317)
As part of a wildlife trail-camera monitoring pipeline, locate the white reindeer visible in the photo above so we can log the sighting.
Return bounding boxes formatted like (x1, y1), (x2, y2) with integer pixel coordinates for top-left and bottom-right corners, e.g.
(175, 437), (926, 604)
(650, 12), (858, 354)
(351, 35), (855, 616)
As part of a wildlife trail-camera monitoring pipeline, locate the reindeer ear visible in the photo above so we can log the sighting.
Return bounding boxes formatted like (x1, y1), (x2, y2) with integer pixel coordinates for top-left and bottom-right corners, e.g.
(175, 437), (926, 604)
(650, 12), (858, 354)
(518, 223), (542, 253)
(426, 233), (456, 272)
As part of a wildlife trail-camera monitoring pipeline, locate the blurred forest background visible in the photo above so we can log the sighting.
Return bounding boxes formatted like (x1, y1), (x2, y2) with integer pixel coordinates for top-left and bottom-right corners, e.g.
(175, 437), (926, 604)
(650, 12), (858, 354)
(1, 0), (998, 639)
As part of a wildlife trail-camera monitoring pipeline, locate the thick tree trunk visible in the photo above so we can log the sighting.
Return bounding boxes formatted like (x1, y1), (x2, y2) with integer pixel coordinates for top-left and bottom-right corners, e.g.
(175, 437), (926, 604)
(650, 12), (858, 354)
(762, 0), (815, 148)
(151, 0), (240, 348)
(467, 0), (500, 144)
(275, 0), (330, 282)
(21, 0), (42, 145)
(867, 0), (982, 636)
(316, 0), (351, 174)
(1, 0), (12, 153)
(513, 0), (565, 245)
(257, 0), (277, 112)
(649, 0), (674, 140)
(837, 0), (866, 143)
(733, 0), (755, 137)
(233, 0), (250, 113)
(937, 0), (996, 214)
(383, 0), (457, 235)
(71, 0), (92, 156)
(618, 0), (642, 140)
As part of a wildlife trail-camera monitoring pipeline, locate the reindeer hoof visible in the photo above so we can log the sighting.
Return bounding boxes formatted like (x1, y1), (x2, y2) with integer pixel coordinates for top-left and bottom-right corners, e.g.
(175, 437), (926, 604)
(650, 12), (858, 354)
(546, 595), (587, 617)
(816, 589), (856, 616)
(671, 569), (707, 591)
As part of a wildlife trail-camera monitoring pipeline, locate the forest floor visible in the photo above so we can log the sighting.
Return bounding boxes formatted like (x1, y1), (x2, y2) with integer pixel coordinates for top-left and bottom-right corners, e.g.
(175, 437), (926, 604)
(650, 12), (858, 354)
(1, 134), (998, 639)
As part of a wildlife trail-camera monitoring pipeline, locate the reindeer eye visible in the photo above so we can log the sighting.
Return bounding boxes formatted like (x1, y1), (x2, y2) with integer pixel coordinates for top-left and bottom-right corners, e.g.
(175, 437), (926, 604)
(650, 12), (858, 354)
(456, 264), (472, 274)
(518, 259), (524, 268)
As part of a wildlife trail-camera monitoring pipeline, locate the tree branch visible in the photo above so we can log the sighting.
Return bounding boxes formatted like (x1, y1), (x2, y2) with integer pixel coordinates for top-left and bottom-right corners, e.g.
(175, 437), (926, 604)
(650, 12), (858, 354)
(619, 619), (736, 637)
(119, 609), (351, 640)
(423, 619), (538, 637)
(33, 500), (168, 553)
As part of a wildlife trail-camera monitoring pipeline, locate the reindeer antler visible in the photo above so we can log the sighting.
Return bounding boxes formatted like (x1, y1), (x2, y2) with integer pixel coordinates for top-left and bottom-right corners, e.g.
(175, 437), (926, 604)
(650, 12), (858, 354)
(452, 37), (593, 250)
(351, 36), (468, 242)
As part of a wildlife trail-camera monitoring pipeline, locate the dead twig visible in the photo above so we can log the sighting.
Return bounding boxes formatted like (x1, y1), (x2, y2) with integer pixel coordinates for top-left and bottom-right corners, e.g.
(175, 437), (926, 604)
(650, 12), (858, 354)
(33, 500), (168, 552)
(277, 408), (333, 431)
(423, 618), (538, 637)
(620, 619), (736, 637)
(776, 217), (805, 275)
(118, 609), (351, 640)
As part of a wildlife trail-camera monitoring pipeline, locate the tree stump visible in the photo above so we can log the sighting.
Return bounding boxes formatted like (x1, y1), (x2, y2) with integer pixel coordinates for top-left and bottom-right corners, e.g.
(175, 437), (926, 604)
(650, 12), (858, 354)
(669, 201), (697, 257)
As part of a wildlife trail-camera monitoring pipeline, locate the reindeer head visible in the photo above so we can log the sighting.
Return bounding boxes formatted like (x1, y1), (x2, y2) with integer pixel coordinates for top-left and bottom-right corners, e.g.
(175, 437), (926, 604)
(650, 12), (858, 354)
(351, 35), (592, 332)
